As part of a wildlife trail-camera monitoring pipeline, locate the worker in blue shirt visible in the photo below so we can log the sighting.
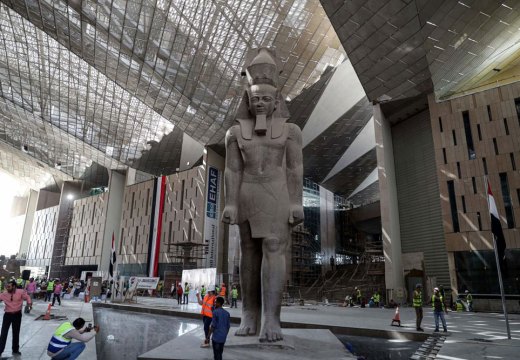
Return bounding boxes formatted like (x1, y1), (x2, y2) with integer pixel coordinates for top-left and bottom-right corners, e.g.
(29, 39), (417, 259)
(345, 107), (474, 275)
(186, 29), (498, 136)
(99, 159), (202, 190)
(208, 296), (230, 360)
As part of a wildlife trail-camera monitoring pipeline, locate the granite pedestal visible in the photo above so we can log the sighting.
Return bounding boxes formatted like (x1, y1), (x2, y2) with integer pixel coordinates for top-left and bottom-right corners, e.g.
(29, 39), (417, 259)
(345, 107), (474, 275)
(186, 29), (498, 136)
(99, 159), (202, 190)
(138, 327), (355, 360)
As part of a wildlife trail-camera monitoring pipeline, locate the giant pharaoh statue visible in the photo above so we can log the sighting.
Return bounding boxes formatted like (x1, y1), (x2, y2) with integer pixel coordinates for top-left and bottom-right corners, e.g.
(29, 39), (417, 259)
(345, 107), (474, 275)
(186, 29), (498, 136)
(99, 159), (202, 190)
(222, 48), (304, 342)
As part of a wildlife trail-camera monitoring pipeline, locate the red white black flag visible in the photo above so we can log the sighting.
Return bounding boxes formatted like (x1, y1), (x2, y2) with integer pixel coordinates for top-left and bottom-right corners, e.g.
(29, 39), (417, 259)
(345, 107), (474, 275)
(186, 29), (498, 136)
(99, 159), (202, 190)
(487, 179), (507, 271)
(109, 232), (116, 279)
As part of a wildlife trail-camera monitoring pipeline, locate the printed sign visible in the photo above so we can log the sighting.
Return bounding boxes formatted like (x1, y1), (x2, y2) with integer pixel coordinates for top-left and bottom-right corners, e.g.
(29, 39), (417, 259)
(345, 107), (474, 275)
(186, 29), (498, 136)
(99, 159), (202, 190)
(204, 166), (220, 268)
(129, 276), (160, 290)
(90, 277), (102, 297)
(206, 166), (219, 219)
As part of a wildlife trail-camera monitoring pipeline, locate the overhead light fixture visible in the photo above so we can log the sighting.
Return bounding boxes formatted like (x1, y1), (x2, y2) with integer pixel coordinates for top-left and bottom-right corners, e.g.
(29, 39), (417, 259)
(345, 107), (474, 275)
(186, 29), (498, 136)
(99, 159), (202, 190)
(66, 194), (74, 200)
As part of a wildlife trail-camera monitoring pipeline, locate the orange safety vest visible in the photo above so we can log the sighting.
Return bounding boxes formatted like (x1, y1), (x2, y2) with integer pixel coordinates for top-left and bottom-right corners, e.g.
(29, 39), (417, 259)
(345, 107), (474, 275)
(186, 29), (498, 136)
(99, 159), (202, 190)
(219, 286), (226, 297)
(201, 294), (216, 318)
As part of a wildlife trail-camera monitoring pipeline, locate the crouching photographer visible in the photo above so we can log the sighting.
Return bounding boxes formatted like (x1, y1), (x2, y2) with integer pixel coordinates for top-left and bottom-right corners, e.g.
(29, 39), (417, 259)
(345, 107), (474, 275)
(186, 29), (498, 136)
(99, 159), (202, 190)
(47, 317), (99, 359)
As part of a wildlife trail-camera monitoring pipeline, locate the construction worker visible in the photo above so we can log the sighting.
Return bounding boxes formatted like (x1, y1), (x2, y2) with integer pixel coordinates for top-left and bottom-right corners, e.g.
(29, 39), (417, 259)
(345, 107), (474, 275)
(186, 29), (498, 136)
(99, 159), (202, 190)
(183, 282), (190, 304)
(355, 287), (362, 305)
(45, 279), (55, 302)
(373, 291), (380, 307)
(176, 282), (183, 304)
(465, 290), (473, 312)
(47, 317), (99, 359)
(196, 286), (216, 348)
(219, 283), (227, 305)
(231, 285), (238, 308)
(432, 287), (448, 332)
(156, 280), (164, 298)
(200, 285), (206, 298)
(15, 278), (23, 289)
(413, 283), (424, 331)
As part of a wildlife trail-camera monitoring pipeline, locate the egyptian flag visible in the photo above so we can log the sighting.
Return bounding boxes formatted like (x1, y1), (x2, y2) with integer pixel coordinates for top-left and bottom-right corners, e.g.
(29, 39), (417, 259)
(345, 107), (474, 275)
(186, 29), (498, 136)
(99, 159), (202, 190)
(109, 232), (116, 279)
(487, 179), (507, 273)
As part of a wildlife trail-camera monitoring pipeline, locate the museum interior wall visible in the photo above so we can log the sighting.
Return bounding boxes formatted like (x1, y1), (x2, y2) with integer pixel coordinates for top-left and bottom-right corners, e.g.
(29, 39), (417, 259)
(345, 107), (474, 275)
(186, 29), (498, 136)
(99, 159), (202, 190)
(26, 205), (59, 268)
(157, 167), (206, 276)
(65, 192), (107, 267)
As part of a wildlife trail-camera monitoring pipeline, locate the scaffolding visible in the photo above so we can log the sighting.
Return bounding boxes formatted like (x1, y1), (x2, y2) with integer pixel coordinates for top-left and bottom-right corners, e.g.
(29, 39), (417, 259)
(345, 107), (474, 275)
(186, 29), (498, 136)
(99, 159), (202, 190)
(305, 236), (385, 304)
(169, 241), (206, 270)
(291, 224), (321, 288)
(49, 204), (74, 279)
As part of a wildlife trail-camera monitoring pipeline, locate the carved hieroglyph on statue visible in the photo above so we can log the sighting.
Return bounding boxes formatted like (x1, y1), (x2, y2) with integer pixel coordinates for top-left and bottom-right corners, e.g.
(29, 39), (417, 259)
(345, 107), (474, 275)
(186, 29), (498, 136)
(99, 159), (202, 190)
(221, 48), (304, 342)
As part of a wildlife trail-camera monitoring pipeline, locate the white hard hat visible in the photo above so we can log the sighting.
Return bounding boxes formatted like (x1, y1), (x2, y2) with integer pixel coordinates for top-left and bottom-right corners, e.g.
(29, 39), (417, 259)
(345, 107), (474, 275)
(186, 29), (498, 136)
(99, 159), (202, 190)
(207, 285), (216, 292)
(434, 287), (439, 291)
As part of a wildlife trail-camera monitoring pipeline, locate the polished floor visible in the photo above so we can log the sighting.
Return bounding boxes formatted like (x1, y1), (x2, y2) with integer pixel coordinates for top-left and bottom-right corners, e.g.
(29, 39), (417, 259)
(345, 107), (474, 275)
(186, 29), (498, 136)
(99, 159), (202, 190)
(93, 308), (199, 360)
(93, 306), (420, 359)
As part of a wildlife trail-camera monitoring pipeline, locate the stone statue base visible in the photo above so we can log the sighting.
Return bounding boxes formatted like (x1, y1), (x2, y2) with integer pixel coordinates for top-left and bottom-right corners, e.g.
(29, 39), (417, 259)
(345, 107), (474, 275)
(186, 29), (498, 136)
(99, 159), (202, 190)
(138, 328), (355, 360)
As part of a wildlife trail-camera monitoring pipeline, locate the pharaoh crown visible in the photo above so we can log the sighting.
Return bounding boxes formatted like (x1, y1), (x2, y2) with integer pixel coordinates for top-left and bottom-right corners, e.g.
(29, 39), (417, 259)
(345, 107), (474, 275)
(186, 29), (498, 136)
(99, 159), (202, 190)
(245, 48), (280, 88)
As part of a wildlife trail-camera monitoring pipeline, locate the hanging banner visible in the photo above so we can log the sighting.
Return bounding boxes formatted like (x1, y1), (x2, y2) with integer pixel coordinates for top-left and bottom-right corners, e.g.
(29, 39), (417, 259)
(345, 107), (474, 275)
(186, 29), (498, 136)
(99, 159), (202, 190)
(147, 176), (166, 277)
(204, 166), (220, 268)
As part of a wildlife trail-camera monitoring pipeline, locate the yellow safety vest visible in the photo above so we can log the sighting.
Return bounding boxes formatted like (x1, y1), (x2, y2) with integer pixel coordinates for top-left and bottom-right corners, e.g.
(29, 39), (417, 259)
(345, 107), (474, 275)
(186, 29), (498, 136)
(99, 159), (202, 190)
(413, 290), (422, 307)
(47, 322), (75, 353)
(201, 294), (215, 318)
(47, 281), (55, 291)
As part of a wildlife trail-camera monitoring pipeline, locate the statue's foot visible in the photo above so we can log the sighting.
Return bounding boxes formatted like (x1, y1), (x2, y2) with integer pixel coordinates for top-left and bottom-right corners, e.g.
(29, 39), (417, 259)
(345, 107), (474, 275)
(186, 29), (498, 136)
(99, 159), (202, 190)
(235, 312), (257, 336)
(259, 318), (283, 342)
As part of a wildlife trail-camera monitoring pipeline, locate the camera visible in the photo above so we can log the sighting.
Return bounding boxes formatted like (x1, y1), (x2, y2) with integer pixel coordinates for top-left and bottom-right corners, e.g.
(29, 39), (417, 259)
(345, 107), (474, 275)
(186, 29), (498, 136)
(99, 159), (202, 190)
(85, 323), (93, 332)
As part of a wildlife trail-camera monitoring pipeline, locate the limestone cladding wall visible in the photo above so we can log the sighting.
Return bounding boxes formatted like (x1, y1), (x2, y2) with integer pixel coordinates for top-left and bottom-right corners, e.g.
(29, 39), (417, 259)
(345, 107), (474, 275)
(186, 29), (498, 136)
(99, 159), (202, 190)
(65, 193), (107, 266)
(119, 179), (154, 265)
(26, 205), (59, 267)
(160, 166), (205, 265)
(118, 167), (206, 267)
(428, 82), (520, 252)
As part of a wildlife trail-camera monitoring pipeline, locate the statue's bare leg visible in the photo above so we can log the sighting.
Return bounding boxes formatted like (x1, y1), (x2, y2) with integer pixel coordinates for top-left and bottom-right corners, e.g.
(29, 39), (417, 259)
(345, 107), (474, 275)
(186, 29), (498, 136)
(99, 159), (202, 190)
(259, 234), (287, 342)
(235, 223), (262, 336)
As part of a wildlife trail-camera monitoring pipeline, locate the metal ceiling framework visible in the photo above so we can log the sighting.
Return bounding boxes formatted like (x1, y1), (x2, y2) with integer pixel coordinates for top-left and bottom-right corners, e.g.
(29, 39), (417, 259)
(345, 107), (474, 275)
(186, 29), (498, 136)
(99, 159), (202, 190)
(0, 0), (345, 187)
(321, 0), (520, 103)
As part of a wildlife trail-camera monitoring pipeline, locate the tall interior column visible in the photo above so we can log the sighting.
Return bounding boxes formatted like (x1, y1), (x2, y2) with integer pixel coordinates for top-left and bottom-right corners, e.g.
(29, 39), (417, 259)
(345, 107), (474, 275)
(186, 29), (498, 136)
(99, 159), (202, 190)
(374, 104), (405, 302)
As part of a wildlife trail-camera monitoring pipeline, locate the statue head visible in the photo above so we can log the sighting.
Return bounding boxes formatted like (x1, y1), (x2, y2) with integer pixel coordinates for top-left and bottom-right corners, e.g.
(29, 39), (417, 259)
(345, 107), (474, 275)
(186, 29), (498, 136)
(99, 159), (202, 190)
(247, 84), (279, 118)
(235, 48), (290, 126)
(244, 49), (280, 119)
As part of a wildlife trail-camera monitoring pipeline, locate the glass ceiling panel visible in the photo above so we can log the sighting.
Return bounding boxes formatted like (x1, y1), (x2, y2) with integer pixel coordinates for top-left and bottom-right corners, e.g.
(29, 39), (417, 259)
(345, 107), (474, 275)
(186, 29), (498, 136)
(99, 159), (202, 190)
(0, 0), (345, 181)
(3, 0), (344, 139)
(0, 3), (174, 177)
